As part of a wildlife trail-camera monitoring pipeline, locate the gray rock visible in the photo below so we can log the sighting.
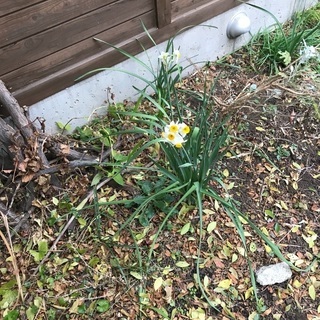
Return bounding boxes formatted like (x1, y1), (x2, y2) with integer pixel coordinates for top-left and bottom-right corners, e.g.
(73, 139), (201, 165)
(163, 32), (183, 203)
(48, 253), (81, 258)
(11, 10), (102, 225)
(256, 262), (292, 286)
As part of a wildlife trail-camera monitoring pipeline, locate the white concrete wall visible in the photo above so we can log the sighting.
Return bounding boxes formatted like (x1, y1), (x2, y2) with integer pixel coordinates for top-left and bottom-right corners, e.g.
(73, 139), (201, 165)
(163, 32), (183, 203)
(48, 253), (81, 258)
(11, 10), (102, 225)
(28, 0), (317, 134)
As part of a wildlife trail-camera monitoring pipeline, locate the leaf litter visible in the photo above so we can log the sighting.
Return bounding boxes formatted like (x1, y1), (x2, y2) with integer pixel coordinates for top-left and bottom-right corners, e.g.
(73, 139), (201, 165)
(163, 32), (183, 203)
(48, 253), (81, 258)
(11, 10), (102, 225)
(0, 51), (320, 319)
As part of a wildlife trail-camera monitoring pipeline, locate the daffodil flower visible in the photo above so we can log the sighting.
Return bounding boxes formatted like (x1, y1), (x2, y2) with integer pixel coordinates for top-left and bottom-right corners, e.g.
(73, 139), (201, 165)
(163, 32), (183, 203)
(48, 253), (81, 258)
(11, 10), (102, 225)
(158, 51), (170, 65)
(178, 123), (190, 136)
(172, 134), (184, 148)
(162, 121), (190, 148)
(173, 49), (181, 63)
(159, 49), (181, 66)
(168, 121), (179, 133)
(162, 131), (176, 142)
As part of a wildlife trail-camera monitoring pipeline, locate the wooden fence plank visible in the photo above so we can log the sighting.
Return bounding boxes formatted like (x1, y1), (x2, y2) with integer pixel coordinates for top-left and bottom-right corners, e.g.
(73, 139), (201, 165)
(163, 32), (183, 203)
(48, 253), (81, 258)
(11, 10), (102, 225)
(155, 0), (171, 28)
(172, 0), (242, 22)
(2, 11), (156, 96)
(0, 0), (154, 75)
(0, 0), (116, 48)
(11, 31), (158, 106)
(0, 0), (45, 17)
(171, 0), (212, 19)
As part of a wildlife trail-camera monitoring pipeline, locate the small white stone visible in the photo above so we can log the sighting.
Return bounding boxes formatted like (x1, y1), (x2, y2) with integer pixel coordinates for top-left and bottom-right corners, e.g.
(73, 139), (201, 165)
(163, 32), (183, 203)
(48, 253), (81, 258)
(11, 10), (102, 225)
(256, 262), (292, 286)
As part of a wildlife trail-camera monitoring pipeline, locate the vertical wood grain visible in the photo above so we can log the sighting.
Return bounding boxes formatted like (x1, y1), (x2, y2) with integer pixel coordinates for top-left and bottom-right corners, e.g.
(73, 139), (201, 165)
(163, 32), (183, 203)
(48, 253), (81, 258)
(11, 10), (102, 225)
(155, 0), (171, 28)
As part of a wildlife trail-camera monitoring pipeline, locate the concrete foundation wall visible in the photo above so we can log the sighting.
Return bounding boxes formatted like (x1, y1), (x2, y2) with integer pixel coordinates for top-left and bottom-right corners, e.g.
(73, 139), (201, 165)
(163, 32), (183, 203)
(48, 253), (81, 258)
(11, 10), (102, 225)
(28, 0), (317, 134)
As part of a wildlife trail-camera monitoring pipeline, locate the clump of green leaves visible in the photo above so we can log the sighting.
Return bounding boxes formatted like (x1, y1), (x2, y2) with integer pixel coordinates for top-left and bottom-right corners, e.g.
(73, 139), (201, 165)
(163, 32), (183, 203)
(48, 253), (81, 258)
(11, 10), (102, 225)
(73, 121), (116, 149)
(0, 279), (18, 310)
(126, 176), (176, 226)
(246, 3), (320, 74)
(155, 90), (229, 203)
(296, 2), (320, 28)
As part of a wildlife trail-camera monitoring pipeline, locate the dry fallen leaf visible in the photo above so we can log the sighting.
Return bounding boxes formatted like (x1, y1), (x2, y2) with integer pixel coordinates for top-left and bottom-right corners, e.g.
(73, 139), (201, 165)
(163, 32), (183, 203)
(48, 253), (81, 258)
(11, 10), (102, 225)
(60, 143), (71, 155)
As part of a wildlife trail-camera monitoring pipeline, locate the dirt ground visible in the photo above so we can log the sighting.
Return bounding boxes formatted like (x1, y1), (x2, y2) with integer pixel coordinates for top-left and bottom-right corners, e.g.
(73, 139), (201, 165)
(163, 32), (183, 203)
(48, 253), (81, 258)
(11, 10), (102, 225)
(0, 50), (319, 319)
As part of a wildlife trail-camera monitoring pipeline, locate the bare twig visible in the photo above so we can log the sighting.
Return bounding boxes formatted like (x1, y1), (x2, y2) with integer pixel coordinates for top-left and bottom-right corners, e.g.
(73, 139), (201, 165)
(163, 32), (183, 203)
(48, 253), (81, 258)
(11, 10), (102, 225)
(0, 211), (24, 303)
(274, 84), (320, 97)
(8, 181), (21, 211)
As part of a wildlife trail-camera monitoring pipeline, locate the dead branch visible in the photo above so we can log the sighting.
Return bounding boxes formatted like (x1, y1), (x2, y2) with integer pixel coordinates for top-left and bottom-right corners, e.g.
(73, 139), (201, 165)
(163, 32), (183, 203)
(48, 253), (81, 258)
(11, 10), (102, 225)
(47, 142), (99, 161)
(35, 159), (101, 176)
(0, 80), (35, 140)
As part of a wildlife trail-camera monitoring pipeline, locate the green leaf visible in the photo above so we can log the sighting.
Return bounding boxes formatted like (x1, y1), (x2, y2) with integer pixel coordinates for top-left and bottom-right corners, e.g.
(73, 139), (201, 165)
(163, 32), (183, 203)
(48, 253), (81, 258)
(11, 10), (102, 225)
(130, 271), (143, 280)
(207, 221), (217, 233)
(222, 169), (229, 177)
(55, 121), (64, 129)
(178, 203), (195, 217)
(4, 310), (19, 320)
(57, 297), (68, 306)
(217, 279), (231, 289)
(179, 162), (193, 168)
(148, 306), (169, 318)
(112, 173), (124, 186)
(96, 299), (110, 313)
(77, 217), (87, 228)
(55, 121), (71, 131)
(38, 240), (48, 260)
(264, 209), (275, 219)
(111, 150), (128, 162)
(302, 233), (317, 248)
(0, 279), (17, 294)
(226, 182), (234, 190)
(89, 256), (100, 267)
(274, 223), (281, 233)
(77, 303), (86, 314)
(91, 173), (102, 186)
(278, 50), (291, 65)
(203, 275), (210, 288)
(0, 289), (18, 309)
(280, 201), (288, 210)
(249, 242), (257, 253)
(141, 181), (153, 195)
(52, 197), (59, 206)
(26, 305), (38, 320)
(154, 277), (163, 291)
(76, 198), (88, 211)
(180, 222), (191, 235)
(29, 251), (40, 263)
(175, 261), (190, 268)
(308, 284), (316, 300)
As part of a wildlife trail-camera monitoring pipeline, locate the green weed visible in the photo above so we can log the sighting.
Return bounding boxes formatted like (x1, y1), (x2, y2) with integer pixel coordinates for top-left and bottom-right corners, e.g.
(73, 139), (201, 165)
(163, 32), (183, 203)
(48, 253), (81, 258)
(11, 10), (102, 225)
(245, 3), (320, 74)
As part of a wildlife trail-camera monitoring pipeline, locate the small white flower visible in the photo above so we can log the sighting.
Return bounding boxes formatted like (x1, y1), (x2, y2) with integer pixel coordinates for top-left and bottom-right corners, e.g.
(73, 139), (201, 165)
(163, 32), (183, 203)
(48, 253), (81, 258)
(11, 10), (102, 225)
(166, 121), (179, 133)
(162, 130), (176, 142)
(161, 120), (190, 148)
(172, 133), (185, 148)
(173, 49), (181, 62)
(178, 123), (190, 137)
(299, 41), (319, 64)
(158, 51), (170, 64)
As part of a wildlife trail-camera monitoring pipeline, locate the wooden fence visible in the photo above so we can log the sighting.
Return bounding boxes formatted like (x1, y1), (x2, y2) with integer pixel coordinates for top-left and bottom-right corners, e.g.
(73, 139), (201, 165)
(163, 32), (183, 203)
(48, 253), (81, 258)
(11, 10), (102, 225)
(0, 0), (242, 107)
